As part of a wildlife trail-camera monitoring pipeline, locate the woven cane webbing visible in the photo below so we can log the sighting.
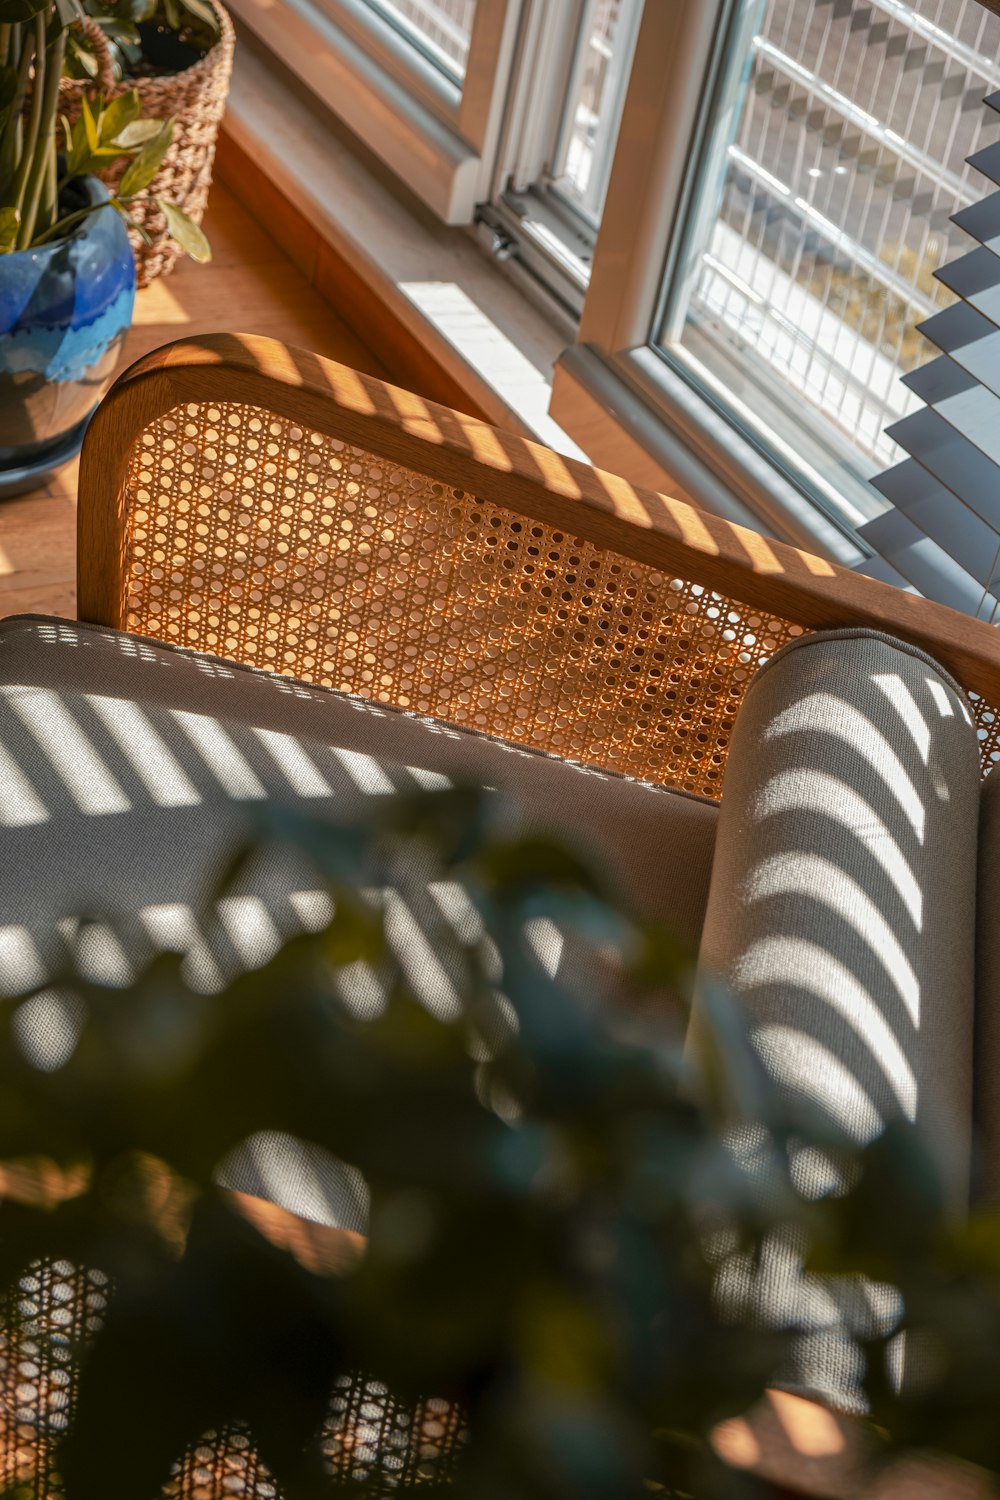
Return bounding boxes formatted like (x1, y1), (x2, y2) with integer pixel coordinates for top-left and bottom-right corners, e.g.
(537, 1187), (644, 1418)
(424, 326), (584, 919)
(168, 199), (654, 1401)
(0, 1261), (108, 1494)
(321, 1379), (465, 1489)
(167, 1383), (464, 1498)
(972, 693), (1000, 775)
(0, 1262), (465, 1498)
(119, 401), (1000, 793)
(121, 402), (815, 800)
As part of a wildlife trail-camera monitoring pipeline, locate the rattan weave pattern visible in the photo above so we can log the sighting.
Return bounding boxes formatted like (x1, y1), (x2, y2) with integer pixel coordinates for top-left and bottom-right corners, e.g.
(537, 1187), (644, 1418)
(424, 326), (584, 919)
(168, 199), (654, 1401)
(0, 1267), (464, 1498)
(120, 402), (819, 799)
(167, 1425), (277, 1499)
(0, 1261), (107, 1494)
(971, 692), (1000, 774)
(170, 1382), (465, 1495)
(166, 1382), (463, 1498)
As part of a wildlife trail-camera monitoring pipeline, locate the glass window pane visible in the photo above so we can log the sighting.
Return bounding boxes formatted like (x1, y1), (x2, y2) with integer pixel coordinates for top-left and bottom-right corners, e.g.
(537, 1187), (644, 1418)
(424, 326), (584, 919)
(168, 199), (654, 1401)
(550, 0), (643, 225)
(365, 0), (476, 81)
(657, 0), (1000, 525)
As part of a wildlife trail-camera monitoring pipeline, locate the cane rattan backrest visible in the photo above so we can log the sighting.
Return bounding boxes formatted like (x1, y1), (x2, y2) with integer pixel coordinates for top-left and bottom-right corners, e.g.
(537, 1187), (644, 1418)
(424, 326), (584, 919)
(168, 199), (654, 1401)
(77, 336), (1000, 795)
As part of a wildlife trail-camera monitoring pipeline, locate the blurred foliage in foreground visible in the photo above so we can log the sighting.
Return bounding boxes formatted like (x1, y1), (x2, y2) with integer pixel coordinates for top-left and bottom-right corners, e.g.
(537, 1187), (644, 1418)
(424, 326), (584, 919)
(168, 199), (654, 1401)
(0, 787), (998, 1498)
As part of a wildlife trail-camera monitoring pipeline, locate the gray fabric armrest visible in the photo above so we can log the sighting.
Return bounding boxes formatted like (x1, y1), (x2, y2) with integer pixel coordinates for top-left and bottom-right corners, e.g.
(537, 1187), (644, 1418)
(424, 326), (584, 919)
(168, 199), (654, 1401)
(975, 770), (1000, 1204)
(690, 627), (980, 1408)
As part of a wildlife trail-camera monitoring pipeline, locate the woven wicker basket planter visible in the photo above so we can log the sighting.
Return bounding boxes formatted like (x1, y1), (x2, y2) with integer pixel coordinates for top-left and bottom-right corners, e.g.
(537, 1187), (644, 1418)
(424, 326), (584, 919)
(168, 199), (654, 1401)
(58, 4), (235, 287)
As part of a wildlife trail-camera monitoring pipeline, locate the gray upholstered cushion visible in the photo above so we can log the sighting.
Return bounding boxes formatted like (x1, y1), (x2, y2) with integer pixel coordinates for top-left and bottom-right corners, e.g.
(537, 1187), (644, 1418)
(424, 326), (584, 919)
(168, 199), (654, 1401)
(691, 627), (980, 1409)
(0, 615), (719, 1227)
(975, 770), (1000, 1204)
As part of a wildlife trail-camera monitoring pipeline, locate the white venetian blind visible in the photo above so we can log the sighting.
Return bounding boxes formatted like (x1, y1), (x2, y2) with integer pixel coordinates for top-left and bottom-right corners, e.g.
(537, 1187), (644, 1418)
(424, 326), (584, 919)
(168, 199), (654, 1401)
(864, 0), (1000, 620)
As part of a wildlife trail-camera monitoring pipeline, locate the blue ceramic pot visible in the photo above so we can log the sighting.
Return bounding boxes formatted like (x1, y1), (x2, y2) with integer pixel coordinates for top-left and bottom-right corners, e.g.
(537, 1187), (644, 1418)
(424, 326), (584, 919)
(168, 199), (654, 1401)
(0, 175), (135, 496)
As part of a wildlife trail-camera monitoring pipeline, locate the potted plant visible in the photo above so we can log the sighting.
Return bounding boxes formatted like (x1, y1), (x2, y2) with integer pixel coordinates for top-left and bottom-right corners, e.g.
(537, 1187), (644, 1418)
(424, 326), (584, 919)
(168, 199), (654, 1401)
(0, 2), (209, 496)
(61, 0), (233, 286)
(67, 0), (221, 82)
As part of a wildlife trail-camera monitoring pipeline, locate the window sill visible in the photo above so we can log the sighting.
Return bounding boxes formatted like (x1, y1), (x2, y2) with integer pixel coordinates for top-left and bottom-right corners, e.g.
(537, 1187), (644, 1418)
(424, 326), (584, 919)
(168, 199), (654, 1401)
(220, 32), (588, 462)
(227, 0), (478, 222)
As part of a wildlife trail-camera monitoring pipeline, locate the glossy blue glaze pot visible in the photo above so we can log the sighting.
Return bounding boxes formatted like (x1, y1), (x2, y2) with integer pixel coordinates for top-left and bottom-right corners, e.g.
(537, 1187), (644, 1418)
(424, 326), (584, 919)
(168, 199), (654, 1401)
(0, 175), (135, 496)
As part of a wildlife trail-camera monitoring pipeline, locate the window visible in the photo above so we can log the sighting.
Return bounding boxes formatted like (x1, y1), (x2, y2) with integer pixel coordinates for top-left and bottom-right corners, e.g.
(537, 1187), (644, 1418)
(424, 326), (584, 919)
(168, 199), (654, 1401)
(654, 0), (1000, 533)
(485, 0), (642, 311)
(228, 0), (520, 221)
(550, 0), (1000, 589)
(533, 0), (641, 225)
(364, 0), (477, 82)
(233, 0), (1000, 604)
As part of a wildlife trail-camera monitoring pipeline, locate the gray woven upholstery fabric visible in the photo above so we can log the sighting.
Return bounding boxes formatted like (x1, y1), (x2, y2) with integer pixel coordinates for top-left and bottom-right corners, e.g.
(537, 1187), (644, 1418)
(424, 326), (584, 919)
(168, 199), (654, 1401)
(0, 615), (718, 1229)
(691, 627), (980, 1410)
(975, 770), (1000, 1204)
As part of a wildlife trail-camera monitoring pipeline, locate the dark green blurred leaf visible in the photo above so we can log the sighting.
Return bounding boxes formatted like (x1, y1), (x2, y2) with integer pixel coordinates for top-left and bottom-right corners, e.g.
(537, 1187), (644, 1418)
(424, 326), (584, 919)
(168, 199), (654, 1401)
(0, 0), (49, 21)
(0, 787), (989, 1497)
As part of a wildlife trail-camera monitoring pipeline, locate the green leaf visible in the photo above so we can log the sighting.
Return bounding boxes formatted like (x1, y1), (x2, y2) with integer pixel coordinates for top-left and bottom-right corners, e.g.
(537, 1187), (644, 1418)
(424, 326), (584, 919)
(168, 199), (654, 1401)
(100, 15), (140, 44)
(118, 116), (172, 197)
(155, 199), (211, 262)
(163, 0), (179, 26)
(68, 36), (99, 77)
(180, 0), (218, 33)
(81, 90), (101, 156)
(62, 111), (88, 178)
(0, 0), (49, 22)
(100, 87), (141, 146)
(0, 206), (19, 254)
(112, 116), (162, 149)
(62, 102), (133, 180)
(111, 194), (152, 244)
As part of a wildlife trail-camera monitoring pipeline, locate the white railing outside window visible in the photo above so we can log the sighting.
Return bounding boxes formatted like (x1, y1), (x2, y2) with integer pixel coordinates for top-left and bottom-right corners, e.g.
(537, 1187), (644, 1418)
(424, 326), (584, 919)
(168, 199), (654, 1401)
(657, 0), (1000, 514)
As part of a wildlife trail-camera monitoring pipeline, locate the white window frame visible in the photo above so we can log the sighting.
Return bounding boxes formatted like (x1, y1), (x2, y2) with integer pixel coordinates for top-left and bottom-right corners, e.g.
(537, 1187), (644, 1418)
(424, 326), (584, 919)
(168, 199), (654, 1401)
(226, 0), (521, 222)
(547, 0), (869, 563)
(227, 0), (962, 573)
(483, 0), (644, 321)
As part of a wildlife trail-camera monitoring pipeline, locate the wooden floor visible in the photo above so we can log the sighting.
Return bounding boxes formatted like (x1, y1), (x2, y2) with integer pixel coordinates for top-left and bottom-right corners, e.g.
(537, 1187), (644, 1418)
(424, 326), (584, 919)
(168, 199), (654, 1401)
(0, 182), (396, 622)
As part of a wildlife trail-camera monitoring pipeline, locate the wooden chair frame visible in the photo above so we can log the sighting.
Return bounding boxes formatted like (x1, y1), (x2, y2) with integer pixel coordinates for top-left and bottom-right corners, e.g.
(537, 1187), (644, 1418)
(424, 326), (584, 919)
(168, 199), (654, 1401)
(77, 332), (1000, 798)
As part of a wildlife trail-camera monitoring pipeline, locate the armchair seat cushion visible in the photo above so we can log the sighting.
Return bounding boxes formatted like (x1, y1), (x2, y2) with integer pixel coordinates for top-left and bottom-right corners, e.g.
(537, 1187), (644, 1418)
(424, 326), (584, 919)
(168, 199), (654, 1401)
(0, 614), (719, 1226)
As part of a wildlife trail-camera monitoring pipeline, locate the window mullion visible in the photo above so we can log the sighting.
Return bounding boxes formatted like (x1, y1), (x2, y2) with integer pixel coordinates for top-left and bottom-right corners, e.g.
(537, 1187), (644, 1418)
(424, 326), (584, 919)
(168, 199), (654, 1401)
(490, 0), (583, 197)
(455, 0), (523, 156)
(575, 0), (729, 355)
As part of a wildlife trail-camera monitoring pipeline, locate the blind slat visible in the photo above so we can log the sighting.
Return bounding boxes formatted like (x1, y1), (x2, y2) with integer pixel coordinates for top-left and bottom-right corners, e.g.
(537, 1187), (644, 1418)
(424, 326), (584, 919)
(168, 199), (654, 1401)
(968, 138), (1000, 185)
(885, 406), (1000, 528)
(858, 510), (999, 617)
(872, 459), (1000, 588)
(901, 354), (978, 403)
(918, 299), (996, 353)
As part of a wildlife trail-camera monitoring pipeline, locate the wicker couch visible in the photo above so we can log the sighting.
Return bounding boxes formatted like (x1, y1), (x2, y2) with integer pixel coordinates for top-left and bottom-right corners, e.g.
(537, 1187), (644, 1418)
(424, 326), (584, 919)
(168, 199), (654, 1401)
(3, 332), (1000, 1497)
